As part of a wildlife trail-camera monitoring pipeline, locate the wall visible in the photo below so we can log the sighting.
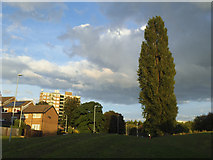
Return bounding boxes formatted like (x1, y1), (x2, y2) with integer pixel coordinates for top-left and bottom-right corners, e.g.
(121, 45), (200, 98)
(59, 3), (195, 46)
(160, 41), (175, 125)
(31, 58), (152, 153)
(42, 107), (58, 136)
(0, 127), (19, 136)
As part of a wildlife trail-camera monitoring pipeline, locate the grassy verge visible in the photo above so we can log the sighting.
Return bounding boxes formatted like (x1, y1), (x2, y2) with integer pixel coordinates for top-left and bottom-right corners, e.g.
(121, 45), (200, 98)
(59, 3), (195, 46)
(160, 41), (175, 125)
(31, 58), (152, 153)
(2, 132), (212, 158)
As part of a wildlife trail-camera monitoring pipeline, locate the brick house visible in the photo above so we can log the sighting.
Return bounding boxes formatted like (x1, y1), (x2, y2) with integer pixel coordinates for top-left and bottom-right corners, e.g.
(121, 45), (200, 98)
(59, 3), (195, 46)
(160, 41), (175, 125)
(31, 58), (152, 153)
(23, 105), (58, 136)
(0, 96), (15, 107)
(1, 99), (34, 126)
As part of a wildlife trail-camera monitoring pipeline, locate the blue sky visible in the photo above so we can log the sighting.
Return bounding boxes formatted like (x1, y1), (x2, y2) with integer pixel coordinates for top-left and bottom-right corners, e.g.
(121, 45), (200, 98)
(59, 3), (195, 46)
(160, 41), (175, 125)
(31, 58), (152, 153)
(1, 2), (211, 122)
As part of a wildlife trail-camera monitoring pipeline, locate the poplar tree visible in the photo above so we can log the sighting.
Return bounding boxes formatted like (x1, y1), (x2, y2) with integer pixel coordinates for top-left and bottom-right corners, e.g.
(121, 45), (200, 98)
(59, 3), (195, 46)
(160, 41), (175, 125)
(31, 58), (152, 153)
(137, 16), (178, 136)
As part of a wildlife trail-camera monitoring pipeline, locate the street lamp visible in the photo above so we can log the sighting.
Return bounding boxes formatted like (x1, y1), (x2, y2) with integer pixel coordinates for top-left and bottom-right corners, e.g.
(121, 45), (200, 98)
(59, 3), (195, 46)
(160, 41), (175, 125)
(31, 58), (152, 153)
(93, 105), (98, 133)
(9, 74), (22, 142)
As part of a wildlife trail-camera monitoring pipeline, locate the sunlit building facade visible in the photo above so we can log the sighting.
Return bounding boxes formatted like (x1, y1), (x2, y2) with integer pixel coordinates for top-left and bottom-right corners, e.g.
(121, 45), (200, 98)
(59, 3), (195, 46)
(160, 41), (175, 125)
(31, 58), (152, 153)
(39, 90), (81, 119)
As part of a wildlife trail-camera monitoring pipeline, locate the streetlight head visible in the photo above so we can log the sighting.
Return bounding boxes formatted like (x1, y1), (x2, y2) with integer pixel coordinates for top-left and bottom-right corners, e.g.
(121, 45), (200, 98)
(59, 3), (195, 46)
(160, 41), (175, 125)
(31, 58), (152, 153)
(18, 74), (23, 76)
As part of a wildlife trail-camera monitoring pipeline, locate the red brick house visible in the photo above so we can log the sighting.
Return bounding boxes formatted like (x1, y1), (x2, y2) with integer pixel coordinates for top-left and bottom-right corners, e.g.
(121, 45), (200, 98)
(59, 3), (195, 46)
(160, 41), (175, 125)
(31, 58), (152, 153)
(1, 99), (34, 126)
(23, 105), (58, 136)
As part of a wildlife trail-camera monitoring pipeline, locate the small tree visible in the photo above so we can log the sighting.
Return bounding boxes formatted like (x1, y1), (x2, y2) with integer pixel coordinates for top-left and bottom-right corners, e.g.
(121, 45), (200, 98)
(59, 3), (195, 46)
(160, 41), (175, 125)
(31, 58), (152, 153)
(72, 101), (106, 133)
(36, 101), (49, 105)
(104, 111), (125, 134)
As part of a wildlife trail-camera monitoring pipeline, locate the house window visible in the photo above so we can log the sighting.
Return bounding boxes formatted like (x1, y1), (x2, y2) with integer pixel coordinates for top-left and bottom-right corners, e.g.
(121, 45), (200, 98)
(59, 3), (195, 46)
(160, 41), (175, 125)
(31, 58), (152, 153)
(32, 124), (40, 130)
(33, 114), (42, 118)
(2, 108), (8, 113)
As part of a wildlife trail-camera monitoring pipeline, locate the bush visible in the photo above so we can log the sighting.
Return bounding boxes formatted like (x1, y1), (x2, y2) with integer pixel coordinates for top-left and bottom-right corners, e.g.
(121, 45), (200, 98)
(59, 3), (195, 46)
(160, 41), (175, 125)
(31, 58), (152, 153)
(174, 122), (189, 134)
(13, 119), (26, 136)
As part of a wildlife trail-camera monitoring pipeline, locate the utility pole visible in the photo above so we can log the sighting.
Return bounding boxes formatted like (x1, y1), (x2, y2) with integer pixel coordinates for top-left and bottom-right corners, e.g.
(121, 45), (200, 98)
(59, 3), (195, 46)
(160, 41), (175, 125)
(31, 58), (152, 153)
(9, 74), (22, 142)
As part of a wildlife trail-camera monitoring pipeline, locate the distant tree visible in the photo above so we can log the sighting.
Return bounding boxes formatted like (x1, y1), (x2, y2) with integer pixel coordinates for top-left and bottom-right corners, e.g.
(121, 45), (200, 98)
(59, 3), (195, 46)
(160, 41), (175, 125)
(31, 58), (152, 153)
(174, 122), (189, 134)
(64, 97), (81, 127)
(137, 16), (178, 136)
(72, 101), (105, 133)
(193, 112), (213, 131)
(104, 111), (125, 134)
(36, 101), (48, 105)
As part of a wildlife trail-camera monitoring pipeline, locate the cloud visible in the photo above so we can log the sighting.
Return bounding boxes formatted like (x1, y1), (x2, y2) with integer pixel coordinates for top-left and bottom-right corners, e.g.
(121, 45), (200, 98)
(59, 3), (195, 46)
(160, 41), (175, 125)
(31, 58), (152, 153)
(2, 2), (211, 106)
(98, 2), (211, 103)
(2, 52), (140, 104)
(5, 2), (67, 23)
(3, 89), (12, 95)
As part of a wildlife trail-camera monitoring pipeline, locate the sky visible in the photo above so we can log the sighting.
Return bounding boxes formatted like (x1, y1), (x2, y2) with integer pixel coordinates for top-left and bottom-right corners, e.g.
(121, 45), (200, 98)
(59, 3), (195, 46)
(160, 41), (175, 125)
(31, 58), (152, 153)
(1, 1), (211, 122)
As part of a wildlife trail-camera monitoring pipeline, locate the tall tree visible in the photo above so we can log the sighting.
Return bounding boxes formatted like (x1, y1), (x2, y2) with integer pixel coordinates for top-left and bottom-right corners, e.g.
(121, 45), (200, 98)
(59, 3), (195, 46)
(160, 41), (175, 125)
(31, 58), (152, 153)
(137, 16), (178, 136)
(64, 97), (81, 127)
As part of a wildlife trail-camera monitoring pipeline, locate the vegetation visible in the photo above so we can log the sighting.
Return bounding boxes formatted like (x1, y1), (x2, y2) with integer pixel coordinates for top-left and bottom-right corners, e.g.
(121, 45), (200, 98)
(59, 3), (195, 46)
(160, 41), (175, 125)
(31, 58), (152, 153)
(104, 111), (125, 134)
(64, 97), (81, 128)
(2, 133), (211, 158)
(13, 119), (26, 136)
(192, 112), (213, 131)
(36, 101), (49, 105)
(71, 101), (106, 133)
(137, 16), (178, 136)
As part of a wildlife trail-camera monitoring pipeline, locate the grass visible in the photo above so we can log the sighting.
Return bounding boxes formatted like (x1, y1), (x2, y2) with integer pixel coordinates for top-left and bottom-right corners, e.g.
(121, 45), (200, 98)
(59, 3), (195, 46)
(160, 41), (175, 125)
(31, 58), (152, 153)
(1, 132), (212, 158)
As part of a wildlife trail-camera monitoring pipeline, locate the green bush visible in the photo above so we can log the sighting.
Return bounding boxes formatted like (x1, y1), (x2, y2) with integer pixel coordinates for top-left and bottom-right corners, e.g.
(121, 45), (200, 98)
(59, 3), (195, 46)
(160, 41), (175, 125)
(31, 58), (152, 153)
(13, 119), (26, 136)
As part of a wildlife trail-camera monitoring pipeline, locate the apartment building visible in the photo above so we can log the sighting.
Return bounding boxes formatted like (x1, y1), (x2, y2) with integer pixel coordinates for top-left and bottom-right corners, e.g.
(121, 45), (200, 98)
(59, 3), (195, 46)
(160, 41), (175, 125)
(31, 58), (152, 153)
(39, 90), (80, 119)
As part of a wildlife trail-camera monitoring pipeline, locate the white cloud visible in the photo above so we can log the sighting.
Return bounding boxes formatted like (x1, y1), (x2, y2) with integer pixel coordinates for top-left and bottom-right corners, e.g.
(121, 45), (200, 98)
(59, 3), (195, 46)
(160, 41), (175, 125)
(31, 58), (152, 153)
(2, 52), (138, 104)
(73, 24), (90, 29)
(10, 35), (24, 40)
(140, 24), (146, 31)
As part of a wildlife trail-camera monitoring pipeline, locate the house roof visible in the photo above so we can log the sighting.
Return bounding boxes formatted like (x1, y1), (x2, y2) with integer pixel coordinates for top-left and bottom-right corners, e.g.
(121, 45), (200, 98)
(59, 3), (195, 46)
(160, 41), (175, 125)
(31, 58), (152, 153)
(23, 105), (53, 113)
(4, 101), (33, 108)
(1, 97), (15, 105)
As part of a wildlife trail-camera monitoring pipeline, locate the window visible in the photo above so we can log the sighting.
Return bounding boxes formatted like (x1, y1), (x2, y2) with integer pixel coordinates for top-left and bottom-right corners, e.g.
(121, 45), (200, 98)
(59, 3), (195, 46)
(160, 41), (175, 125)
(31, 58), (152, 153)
(32, 124), (40, 130)
(2, 108), (8, 113)
(33, 114), (41, 118)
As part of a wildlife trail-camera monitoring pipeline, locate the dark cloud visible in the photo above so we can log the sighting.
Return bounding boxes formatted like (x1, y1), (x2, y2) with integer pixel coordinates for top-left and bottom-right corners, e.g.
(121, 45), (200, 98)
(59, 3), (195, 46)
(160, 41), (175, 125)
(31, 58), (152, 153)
(99, 2), (211, 103)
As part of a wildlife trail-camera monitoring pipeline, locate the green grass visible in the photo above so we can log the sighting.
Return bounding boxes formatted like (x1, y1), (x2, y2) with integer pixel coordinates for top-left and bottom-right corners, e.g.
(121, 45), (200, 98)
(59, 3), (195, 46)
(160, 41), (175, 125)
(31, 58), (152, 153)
(1, 133), (212, 158)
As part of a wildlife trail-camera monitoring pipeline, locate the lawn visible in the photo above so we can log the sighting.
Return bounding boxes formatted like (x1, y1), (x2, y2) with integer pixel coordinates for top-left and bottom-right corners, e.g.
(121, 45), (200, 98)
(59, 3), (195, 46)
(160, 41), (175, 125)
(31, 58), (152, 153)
(1, 132), (212, 158)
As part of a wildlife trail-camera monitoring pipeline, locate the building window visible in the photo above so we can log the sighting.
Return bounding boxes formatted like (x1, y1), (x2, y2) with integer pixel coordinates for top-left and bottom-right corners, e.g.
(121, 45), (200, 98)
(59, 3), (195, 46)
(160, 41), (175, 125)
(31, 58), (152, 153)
(32, 124), (40, 130)
(33, 114), (41, 118)
(2, 108), (8, 113)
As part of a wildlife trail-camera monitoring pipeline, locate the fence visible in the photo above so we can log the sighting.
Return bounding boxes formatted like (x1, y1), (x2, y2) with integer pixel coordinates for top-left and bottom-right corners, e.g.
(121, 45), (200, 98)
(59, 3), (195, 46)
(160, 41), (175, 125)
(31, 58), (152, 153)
(0, 127), (20, 136)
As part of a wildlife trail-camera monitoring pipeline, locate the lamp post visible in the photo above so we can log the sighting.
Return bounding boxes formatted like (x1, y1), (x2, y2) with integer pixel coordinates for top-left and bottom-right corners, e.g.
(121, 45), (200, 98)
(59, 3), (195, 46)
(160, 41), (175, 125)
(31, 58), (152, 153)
(93, 105), (98, 133)
(9, 74), (22, 142)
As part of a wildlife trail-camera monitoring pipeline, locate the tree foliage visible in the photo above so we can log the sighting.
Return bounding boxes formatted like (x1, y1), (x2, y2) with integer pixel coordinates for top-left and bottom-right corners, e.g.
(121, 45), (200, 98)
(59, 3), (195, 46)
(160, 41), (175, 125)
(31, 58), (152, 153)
(64, 97), (81, 127)
(104, 111), (125, 134)
(72, 101), (106, 133)
(36, 101), (49, 105)
(137, 16), (178, 136)
(193, 112), (213, 131)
